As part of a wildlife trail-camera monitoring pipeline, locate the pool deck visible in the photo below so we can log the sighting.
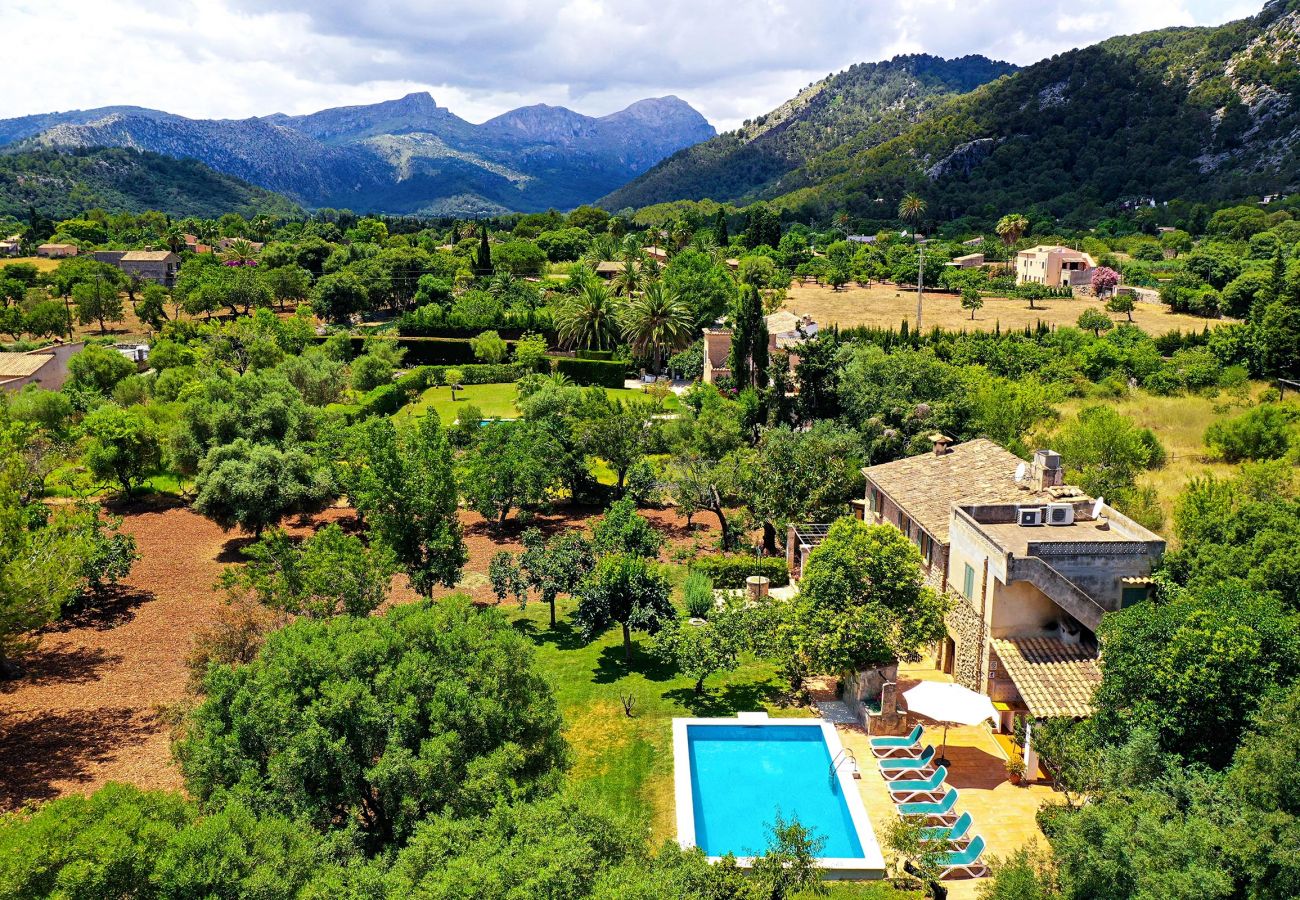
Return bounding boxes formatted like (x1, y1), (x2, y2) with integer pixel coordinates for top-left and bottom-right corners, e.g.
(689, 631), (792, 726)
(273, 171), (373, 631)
(816, 661), (1061, 899)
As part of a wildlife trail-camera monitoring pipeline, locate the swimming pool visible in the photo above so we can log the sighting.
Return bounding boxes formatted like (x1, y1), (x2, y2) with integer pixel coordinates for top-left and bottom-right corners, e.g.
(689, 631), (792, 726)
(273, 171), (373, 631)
(673, 715), (885, 879)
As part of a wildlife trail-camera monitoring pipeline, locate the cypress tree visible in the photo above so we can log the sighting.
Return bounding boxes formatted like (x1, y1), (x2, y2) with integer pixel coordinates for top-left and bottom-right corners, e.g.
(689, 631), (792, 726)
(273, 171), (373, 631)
(474, 226), (493, 279)
(713, 209), (729, 247)
(729, 284), (768, 389)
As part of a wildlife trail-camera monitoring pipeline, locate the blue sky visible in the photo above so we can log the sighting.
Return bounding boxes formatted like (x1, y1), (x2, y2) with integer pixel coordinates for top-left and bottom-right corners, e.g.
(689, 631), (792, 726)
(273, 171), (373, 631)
(4, 0), (1262, 130)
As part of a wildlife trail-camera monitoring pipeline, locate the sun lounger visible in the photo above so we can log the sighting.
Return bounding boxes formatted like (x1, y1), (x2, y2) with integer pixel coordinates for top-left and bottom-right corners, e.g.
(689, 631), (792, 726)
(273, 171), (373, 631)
(879, 745), (934, 779)
(869, 723), (923, 758)
(920, 811), (972, 845)
(888, 766), (947, 802)
(937, 834), (987, 878)
(897, 787), (959, 822)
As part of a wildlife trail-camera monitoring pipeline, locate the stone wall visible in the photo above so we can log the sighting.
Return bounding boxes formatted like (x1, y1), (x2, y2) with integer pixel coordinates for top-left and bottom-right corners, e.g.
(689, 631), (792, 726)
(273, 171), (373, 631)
(946, 593), (985, 691)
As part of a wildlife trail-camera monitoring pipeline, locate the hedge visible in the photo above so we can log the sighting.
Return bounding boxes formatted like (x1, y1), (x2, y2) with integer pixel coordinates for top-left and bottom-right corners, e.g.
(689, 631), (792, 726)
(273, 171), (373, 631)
(690, 556), (789, 588)
(554, 357), (627, 388)
(575, 349), (614, 361)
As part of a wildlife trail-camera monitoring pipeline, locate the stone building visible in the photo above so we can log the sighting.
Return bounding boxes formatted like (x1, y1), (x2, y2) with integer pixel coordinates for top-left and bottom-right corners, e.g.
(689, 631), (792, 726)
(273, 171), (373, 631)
(118, 250), (180, 286)
(788, 437), (1165, 765)
(1015, 245), (1096, 288)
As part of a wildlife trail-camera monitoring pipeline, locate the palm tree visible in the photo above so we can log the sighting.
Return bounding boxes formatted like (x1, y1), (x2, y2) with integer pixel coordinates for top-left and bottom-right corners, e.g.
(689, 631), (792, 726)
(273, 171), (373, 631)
(614, 240), (644, 296)
(250, 215), (273, 242)
(162, 224), (186, 254)
(555, 279), (622, 351)
(220, 238), (258, 267)
(996, 213), (1029, 249)
(620, 282), (693, 374)
(898, 193), (927, 238)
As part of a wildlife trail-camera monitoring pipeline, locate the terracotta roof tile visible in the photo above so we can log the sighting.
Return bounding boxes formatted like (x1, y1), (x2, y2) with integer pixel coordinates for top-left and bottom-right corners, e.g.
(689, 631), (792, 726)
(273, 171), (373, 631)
(862, 439), (1052, 542)
(992, 637), (1100, 719)
(0, 354), (52, 379)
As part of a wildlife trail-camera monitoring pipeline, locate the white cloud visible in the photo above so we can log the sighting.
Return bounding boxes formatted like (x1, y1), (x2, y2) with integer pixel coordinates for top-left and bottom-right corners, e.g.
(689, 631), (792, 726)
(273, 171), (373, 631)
(0, 0), (1258, 130)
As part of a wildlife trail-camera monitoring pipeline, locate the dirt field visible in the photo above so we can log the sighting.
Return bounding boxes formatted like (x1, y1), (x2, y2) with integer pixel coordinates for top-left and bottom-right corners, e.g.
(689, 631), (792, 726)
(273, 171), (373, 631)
(0, 500), (721, 811)
(783, 281), (1230, 335)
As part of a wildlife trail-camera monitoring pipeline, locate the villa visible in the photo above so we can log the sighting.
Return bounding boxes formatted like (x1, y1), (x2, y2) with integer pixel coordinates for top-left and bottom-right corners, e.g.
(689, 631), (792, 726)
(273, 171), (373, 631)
(788, 436), (1165, 777)
(1014, 245), (1095, 288)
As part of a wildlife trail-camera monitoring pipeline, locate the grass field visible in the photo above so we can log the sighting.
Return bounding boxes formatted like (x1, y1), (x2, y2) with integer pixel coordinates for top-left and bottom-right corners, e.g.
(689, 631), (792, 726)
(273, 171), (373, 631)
(784, 281), (1229, 335)
(0, 256), (60, 274)
(397, 381), (676, 424)
(1045, 384), (1278, 530)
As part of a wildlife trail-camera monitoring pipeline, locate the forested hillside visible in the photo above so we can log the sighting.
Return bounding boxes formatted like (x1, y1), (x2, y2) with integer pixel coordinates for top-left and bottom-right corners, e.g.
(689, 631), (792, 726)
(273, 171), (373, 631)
(601, 54), (1017, 210)
(0, 147), (301, 220)
(766, 0), (1300, 225)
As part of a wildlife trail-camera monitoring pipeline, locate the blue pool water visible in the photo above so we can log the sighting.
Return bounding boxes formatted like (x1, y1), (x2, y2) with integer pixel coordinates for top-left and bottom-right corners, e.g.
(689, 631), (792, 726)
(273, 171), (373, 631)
(687, 724), (864, 859)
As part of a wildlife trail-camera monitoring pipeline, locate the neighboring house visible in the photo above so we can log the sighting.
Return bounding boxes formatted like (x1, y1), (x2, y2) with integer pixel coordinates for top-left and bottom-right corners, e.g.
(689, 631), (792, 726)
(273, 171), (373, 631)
(1015, 245), (1096, 288)
(594, 260), (636, 280)
(92, 250), (128, 266)
(0, 235), (22, 256)
(182, 234), (212, 254)
(846, 235), (877, 244)
(0, 341), (84, 392)
(948, 252), (985, 269)
(643, 246), (669, 262)
(788, 437), (1165, 778)
(215, 237), (264, 252)
(962, 237), (984, 247)
(116, 343), (151, 369)
(119, 250), (180, 286)
(701, 312), (817, 384)
(36, 243), (78, 258)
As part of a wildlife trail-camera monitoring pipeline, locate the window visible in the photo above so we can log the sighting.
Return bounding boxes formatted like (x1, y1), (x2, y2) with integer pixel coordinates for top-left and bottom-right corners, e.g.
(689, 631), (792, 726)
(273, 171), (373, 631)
(962, 563), (976, 600)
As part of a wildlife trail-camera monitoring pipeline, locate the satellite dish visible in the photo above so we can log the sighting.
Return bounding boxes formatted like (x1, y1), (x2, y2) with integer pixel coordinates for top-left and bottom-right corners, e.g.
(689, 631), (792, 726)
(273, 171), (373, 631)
(1091, 496), (1105, 520)
(1014, 462), (1027, 484)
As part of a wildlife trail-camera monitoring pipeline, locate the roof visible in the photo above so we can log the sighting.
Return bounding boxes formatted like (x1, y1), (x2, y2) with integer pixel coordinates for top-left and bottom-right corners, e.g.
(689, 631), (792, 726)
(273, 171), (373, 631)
(764, 311), (805, 334)
(991, 637), (1100, 719)
(0, 353), (53, 380)
(120, 250), (178, 262)
(862, 439), (1053, 543)
(1019, 245), (1094, 262)
(38, 243), (76, 250)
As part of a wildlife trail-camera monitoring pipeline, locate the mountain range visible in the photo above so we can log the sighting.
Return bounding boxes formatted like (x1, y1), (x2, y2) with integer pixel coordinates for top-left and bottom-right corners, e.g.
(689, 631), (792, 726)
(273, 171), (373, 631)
(608, 0), (1300, 224)
(0, 92), (715, 216)
(599, 54), (1019, 210)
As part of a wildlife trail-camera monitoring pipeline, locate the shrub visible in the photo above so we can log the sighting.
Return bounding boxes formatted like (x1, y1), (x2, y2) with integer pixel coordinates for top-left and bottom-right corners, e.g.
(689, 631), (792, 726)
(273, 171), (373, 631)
(683, 570), (715, 618)
(690, 555), (789, 588)
(1205, 403), (1298, 462)
(471, 330), (508, 364)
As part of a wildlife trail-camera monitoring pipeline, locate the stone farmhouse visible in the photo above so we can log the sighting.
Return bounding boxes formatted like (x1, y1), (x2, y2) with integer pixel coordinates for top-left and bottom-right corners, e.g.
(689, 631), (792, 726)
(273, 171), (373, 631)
(1014, 245), (1096, 288)
(788, 436), (1165, 776)
(118, 250), (180, 286)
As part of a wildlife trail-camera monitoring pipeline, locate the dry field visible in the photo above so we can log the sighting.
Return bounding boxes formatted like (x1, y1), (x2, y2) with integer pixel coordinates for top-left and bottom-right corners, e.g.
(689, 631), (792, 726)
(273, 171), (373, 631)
(0, 256), (60, 274)
(783, 280), (1230, 335)
(1043, 385), (1276, 531)
(0, 500), (720, 811)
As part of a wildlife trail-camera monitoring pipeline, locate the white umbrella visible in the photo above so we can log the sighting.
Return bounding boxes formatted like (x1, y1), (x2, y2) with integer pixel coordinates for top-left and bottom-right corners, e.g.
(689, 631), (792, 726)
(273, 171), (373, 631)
(902, 681), (998, 765)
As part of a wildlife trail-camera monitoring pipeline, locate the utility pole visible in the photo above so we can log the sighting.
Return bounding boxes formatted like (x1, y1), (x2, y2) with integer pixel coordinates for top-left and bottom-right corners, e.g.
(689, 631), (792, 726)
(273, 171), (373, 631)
(915, 240), (925, 333)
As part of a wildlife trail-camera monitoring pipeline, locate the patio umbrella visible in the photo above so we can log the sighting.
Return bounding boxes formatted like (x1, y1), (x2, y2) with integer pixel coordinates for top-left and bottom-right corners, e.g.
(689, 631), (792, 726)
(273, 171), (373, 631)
(902, 681), (998, 767)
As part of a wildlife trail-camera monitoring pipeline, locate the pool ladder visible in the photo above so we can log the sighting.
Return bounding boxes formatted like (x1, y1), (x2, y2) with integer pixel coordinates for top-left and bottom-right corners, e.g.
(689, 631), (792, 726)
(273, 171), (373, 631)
(829, 748), (859, 780)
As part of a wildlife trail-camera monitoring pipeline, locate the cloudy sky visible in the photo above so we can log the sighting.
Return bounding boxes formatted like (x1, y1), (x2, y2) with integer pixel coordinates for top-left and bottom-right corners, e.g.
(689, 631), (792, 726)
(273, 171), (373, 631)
(4, 0), (1260, 131)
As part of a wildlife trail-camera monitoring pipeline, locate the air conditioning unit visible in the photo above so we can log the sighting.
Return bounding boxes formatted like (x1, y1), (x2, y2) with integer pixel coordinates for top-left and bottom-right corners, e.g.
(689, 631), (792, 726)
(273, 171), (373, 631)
(1046, 503), (1075, 526)
(1018, 506), (1046, 527)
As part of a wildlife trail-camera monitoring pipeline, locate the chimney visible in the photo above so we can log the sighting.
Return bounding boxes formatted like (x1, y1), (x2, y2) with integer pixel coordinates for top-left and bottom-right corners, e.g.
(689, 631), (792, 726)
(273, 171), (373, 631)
(1031, 449), (1063, 490)
(930, 433), (953, 456)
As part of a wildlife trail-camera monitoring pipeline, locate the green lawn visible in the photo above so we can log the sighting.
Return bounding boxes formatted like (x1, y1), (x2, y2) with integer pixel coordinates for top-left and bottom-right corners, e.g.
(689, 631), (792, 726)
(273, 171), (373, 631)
(397, 382), (679, 425)
(507, 595), (807, 842)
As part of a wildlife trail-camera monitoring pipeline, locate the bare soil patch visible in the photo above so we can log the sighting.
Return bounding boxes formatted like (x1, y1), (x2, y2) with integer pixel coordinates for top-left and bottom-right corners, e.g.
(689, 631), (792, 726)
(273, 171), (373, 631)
(0, 499), (718, 810)
(784, 280), (1229, 335)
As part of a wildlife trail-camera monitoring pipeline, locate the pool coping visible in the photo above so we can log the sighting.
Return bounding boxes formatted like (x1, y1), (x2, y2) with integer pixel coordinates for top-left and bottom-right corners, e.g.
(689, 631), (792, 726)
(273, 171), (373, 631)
(672, 714), (887, 879)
